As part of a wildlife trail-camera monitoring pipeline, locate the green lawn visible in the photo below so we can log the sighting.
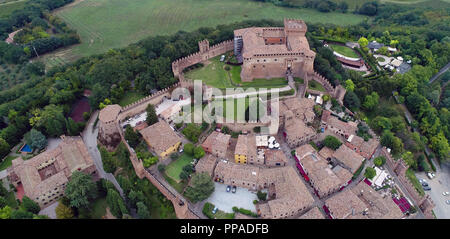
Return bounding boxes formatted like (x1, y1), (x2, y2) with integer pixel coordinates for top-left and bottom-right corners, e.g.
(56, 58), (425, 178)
(163, 173), (187, 193)
(330, 44), (359, 58)
(309, 80), (326, 92)
(42, 0), (366, 66)
(118, 91), (146, 107)
(185, 54), (288, 89)
(165, 153), (194, 182)
(0, 156), (17, 171)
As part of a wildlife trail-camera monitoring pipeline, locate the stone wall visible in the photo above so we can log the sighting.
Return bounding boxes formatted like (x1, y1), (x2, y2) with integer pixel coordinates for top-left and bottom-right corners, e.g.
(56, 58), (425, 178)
(381, 147), (435, 218)
(171, 39), (234, 80)
(307, 71), (346, 104)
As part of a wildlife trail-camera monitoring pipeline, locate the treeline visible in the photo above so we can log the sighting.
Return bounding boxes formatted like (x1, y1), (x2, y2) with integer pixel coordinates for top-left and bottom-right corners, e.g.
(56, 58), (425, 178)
(0, 0), (79, 64)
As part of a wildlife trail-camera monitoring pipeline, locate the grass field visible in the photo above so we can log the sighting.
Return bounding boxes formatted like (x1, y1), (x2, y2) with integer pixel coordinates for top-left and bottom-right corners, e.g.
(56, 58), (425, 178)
(309, 80), (326, 92)
(185, 54), (288, 89)
(165, 153), (194, 182)
(330, 44), (360, 58)
(42, 0), (367, 66)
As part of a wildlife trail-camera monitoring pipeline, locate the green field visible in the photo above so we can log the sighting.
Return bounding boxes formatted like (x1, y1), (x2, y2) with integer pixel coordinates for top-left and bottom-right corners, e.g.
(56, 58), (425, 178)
(0, 155), (17, 171)
(0, 0), (27, 18)
(42, 0), (367, 66)
(185, 54), (288, 89)
(309, 80), (326, 92)
(165, 153), (194, 182)
(330, 44), (359, 58)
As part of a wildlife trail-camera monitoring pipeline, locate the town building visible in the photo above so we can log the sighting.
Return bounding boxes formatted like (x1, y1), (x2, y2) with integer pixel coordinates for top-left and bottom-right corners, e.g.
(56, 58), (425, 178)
(324, 181), (404, 219)
(7, 136), (97, 207)
(345, 134), (379, 159)
(283, 110), (316, 148)
(332, 145), (365, 174)
(201, 131), (231, 159)
(264, 149), (288, 167)
(322, 114), (358, 140)
(139, 121), (182, 158)
(194, 154), (218, 177)
(299, 207), (325, 219)
(295, 144), (352, 198)
(213, 161), (314, 218)
(234, 19), (315, 81)
(98, 104), (122, 149)
(234, 134), (258, 164)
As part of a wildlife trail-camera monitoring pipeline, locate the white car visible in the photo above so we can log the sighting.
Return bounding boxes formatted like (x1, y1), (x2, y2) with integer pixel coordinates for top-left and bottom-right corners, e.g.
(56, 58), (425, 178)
(419, 179), (427, 184)
(443, 192), (450, 196)
(446, 200), (450, 205)
(427, 172), (434, 179)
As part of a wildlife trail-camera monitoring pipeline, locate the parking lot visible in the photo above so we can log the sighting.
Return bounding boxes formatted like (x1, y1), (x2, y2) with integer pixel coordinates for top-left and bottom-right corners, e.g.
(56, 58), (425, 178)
(206, 182), (258, 213)
(416, 163), (450, 219)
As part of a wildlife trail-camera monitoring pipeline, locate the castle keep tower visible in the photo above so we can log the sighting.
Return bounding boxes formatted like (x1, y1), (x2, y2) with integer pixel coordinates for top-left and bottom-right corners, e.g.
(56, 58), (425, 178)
(233, 18), (315, 81)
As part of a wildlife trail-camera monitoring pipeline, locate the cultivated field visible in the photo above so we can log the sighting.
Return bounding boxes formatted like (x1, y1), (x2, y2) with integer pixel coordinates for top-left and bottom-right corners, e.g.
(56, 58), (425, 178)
(0, 0), (27, 18)
(42, 0), (367, 67)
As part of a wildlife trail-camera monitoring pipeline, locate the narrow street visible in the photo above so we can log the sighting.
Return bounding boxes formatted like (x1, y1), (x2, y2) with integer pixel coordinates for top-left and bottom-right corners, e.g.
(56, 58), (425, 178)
(82, 111), (124, 197)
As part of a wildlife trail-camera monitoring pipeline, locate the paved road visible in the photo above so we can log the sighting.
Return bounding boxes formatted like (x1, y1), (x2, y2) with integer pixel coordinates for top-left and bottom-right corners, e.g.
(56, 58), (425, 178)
(38, 201), (58, 219)
(82, 111), (124, 197)
(417, 162), (450, 219)
(429, 62), (450, 84)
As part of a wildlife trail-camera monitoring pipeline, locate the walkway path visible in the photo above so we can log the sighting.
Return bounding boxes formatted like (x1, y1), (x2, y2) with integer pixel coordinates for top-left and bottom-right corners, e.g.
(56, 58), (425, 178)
(429, 62), (450, 84)
(81, 111), (124, 198)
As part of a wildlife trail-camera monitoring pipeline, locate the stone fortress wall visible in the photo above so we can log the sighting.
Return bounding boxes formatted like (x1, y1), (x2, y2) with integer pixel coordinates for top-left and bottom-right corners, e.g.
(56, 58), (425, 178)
(381, 147), (435, 219)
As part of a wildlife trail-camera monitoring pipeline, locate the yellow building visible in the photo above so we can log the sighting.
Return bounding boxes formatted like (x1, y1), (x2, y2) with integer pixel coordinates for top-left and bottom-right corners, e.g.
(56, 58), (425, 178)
(234, 135), (256, 164)
(139, 121), (182, 158)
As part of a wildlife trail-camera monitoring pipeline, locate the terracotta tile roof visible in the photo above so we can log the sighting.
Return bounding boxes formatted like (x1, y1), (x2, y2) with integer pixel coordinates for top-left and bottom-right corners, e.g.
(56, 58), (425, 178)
(332, 145), (364, 174)
(318, 147), (334, 160)
(195, 154), (218, 177)
(347, 135), (379, 158)
(201, 131), (231, 157)
(325, 189), (368, 219)
(99, 104), (122, 123)
(264, 149), (288, 165)
(295, 144), (316, 159)
(140, 121), (181, 156)
(326, 116), (358, 136)
(234, 134), (256, 157)
(299, 207), (325, 219)
(8, 136), (95, 201)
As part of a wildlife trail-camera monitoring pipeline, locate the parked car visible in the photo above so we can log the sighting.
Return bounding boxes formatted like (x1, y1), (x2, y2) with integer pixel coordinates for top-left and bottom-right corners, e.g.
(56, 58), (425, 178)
(423, 186), (432, 191)
(419, 178), (427, 184)
(443, 192), (450, 196)
(232, 186), (236, 193)
(212, 207), (218, 214)
(422, 182), (429, 187)
(427, 172), (434, 179)
(446, 200), (450, 205)
(226, 185), (231, 192)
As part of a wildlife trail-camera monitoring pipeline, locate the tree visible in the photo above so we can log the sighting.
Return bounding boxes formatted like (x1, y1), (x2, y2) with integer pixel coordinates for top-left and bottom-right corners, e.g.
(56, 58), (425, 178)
(28, 129), (47, 150)
(0, 137), (10, 159)
(124, 125), (140, 148)
(65, 172), (98, 209)
(158, 164), (166, 172)
(323, 135), (342, 150)
(363, 92), (379, 111)
(0, 196), (6, 208)
(143, 156), (159, 168)
(106, 188), (128, 218)
(257, 191), (267, 201)
(194, 146), (205, 159)
(136, 201), (150, 219)
(55, 201), (74, 219)
(364, 167), (376, 180)
(344, 91), (361, 110)
(22, 196), (40, 214)
(373, 156), (386, 167)
(145, 104), (158, 126)
(417, 155), (431, 172)
(358, 37), (369, 48)
(345, 79), (355, 92)
(184, 143), (195, 156)
(99, 147), (116, 173)
(30, 104), (66, 137)
(182, 124), (203, 143)
(11, 209), (33, 219)
(184, 172), (215, 203)
(0, 206), (12, 219)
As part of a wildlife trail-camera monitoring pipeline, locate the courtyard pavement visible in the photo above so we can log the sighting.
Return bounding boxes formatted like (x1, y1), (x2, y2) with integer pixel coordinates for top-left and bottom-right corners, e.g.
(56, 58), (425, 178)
(38, 201), (58, 219)
(416, 162), (450, 219)
(206, 182), (258, 213)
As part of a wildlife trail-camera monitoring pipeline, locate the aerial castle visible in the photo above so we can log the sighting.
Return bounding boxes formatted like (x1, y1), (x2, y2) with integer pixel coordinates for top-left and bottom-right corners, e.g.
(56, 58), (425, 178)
(234, 18), (315, 81)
